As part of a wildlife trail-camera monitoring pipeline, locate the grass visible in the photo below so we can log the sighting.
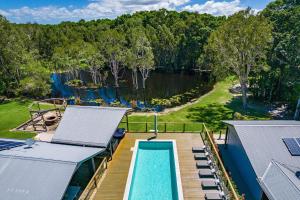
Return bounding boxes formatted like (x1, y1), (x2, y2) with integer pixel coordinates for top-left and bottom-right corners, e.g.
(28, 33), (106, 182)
(127, 77), (270, 131)
(0, 99), (53, 139)
(0, 77), (271, 139)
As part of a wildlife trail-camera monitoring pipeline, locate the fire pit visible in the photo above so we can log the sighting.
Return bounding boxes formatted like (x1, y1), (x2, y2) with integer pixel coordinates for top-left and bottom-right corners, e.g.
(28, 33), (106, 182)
(45, 115), (58, 126)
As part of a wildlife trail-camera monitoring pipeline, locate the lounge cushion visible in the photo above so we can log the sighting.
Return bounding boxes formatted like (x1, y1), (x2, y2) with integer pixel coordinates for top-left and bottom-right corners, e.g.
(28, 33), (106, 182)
(205, 192), (223, 200)
(196, 160), (212, 168)
(199, 169), (215, 178)
(194, 153), (208, 160)
(192, 146), (205, 153)
(201, 180), (219, 190)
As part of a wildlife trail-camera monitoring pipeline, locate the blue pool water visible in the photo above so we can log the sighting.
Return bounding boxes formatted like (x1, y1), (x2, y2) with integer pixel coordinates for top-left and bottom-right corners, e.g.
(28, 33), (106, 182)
(128, 141), (180, 200)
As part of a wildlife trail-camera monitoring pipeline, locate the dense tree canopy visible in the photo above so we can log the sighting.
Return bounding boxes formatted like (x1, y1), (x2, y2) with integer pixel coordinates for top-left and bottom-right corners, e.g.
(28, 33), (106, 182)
(0, 10), (224, 98)
(250, 0), (300, 106)
(0, 2), (299, 111)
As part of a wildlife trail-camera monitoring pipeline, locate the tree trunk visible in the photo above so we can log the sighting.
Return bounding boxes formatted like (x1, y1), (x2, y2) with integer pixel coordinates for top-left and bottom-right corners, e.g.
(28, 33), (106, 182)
(139, 68), (150, 90)
(240, 81), (248, 110)
(142, 77), (146, 89)
(90, 68), (98, 85)
(131, 68), (138, 89)
(110, 60), (119, 88)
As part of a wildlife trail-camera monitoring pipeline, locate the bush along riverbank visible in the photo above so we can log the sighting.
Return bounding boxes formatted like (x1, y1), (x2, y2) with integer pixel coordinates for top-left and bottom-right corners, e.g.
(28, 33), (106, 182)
(150, 85), (212, 109)
(64, 83), (213, 112)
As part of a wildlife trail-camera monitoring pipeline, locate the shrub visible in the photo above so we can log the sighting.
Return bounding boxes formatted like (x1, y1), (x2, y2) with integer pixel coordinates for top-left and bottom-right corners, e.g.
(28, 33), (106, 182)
(151, 98), (172, 107)
(66, 79), (84, 87)
(110, 100), (125, 107)
(17, 77), (51, 98)
(151, 87), (201, 108)
(94, 98), (105, 105)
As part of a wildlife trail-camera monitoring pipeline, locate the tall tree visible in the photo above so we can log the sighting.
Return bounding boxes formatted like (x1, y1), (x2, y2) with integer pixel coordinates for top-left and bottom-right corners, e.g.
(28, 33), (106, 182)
(128, 27), (155, 89)
(250, 0), (300, 105)
(205, 9), (273, 109)
(0, 15), (27, 96)
(81, 44), (105, 85)
(100, 30), (127, 88)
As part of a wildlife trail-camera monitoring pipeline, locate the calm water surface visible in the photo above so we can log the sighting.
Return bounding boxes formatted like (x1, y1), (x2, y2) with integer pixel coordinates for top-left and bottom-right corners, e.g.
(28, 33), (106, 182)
(51, 70), (212, 107)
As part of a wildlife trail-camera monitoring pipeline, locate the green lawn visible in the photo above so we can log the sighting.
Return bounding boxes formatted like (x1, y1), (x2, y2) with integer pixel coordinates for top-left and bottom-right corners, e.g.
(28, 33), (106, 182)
(127, 77), (270, 131)
(0, 78), (270, 139)
(0, 100), (53, 139)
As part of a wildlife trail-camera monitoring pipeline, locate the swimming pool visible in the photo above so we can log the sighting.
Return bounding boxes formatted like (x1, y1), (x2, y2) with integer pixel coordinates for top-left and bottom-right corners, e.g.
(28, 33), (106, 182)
(123, 140), (183, 200)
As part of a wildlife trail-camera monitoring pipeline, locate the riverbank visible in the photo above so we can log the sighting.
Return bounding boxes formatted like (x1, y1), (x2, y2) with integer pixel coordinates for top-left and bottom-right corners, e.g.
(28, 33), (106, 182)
(0, 78), (271, 139)
(128, 77), (271, 131)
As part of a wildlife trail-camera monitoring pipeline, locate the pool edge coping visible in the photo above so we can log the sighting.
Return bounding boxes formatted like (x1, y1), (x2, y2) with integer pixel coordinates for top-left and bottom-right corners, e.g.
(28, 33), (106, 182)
(123, 139), (184, 200)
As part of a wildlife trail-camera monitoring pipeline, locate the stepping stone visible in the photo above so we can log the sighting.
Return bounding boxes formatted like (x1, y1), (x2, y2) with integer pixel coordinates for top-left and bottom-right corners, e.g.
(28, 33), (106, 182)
(196, 160), (212, 168)
(199, 169), (215, 178)
(201, 180), (219, 190)
(192, 146), (205, 153)
(205, 192), (223, 200)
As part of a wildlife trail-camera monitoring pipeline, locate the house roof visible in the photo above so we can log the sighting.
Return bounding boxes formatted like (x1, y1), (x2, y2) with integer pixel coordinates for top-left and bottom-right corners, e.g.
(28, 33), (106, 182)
(224, 120), (300, 177)
(0, 139), (104, 163)
(0, 139), (104, 200)
(258, 160), (300, 200)
(223, 120), (300, 126)
(224, 120), (300, 200)
(52, 106), (129, 147)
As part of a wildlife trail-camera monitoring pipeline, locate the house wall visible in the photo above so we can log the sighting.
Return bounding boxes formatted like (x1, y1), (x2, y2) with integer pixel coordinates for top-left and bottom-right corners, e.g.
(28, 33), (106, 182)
(226, 126), (263, 200)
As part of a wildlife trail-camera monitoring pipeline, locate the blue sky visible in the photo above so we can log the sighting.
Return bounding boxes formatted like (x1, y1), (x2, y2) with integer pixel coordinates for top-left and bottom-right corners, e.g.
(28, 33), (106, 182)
(0, 0), (274, 24)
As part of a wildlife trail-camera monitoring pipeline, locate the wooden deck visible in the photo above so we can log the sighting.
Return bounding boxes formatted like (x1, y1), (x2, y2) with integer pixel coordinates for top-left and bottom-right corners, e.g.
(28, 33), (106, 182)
(93, 133), (205, 200)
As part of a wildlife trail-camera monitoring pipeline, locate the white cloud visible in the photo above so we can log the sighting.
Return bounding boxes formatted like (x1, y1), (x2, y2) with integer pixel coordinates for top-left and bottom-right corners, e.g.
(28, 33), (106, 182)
(0, 0), (253, 23)
(183, 0), (244, 16)
(1, 0), (190, 23)
(0, 9), (10, 17)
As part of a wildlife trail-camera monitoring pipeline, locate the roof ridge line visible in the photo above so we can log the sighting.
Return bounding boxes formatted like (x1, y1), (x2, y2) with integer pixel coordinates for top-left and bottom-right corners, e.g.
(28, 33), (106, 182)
(67, 105), (130, 110)
(0, 154), (77, 165)
(273, 160), (300, 193)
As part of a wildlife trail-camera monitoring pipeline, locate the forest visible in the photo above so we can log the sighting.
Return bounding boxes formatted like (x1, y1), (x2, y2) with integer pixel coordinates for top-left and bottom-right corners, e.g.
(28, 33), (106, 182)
(0, 0), (299, 109)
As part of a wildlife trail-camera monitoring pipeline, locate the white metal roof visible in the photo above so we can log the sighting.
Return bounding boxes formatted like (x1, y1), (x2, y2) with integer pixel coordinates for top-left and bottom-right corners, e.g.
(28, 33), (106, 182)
(223, 120), (300, 126)
(52, 106), (129, 147)
(0, 139), (104, 200)
(227, 122), (300, 177)
(225, 120), (300, 200)
(0, 157), (76, 200)
(258, 160), (300, 200)
(0, 139), (104, 163)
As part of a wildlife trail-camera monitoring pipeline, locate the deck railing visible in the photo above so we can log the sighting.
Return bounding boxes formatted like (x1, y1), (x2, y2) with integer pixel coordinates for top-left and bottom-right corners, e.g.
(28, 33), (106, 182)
(79, 157), (108, 200)
(119, 121), (204, 133)
(79, 122), (240, 200)
(200, 123), (241, 200)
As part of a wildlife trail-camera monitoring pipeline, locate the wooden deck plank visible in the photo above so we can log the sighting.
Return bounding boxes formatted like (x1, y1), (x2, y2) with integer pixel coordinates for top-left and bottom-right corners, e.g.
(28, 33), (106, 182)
(93, 133), (205, 200)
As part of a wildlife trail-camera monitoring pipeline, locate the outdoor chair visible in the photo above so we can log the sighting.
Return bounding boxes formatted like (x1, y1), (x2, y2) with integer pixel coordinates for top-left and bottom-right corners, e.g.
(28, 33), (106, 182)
(199, 168), (216, 178)
(192, 146), (206, 153)
(196, 159), (213, 168)
(204, 192), (224, 200)
(194, 152), (210, 160)
(201, 179), (220, 190)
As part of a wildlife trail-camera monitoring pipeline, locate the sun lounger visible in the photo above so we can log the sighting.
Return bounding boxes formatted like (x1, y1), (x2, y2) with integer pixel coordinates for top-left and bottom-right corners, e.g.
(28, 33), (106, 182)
(192, 146), (206, 153)
(194, 152), (210, 160)
(201, 179), (219, 190)
(205, 192), (223, 200)
(196, 160), (212, 168)
(199, 168), (216, 178)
